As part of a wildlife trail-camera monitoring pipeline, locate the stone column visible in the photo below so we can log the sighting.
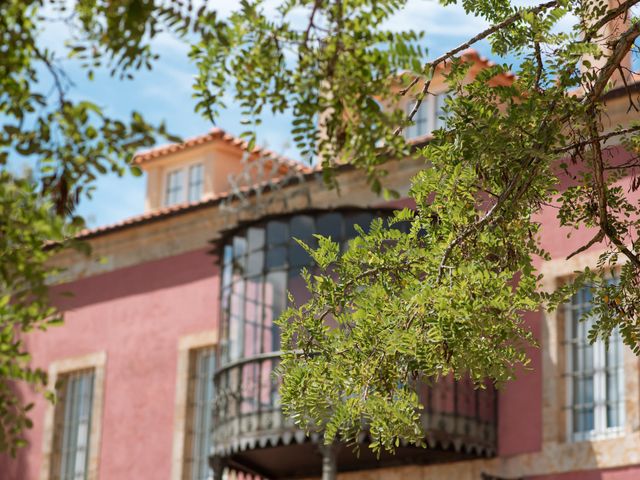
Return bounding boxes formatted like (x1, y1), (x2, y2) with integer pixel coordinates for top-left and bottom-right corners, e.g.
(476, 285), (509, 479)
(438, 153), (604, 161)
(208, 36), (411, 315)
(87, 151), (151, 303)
(319, 443), (338, 480)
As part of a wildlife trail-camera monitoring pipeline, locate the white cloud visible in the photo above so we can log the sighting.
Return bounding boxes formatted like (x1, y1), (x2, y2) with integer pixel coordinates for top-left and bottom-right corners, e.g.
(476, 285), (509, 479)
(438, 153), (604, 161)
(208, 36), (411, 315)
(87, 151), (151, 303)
(384, 0), (489, 38)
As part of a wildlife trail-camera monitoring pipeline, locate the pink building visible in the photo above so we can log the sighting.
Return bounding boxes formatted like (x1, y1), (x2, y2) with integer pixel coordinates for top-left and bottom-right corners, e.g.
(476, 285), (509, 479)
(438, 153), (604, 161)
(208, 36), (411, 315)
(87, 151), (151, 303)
(1, 51), (640, 480)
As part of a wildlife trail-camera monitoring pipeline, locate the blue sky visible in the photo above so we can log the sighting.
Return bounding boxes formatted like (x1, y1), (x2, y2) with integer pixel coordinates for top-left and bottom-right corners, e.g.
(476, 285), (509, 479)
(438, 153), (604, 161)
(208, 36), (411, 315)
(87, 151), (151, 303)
(42, 0), (507, 227)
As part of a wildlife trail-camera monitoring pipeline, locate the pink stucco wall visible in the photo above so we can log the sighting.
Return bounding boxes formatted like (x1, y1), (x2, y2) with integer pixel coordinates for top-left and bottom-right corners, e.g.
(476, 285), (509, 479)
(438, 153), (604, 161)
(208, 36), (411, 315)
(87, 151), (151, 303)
(1, 149), (638, 477)
(497, 310), (543, 456)
(497, 146), (640, 457)
(0, 247), (219, 479)
(528, 464), (640, 479)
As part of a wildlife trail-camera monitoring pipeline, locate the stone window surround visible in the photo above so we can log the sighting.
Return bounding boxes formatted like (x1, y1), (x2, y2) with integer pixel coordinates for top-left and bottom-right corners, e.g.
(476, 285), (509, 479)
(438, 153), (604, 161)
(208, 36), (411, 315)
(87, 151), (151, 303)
(171, 330), (218, 480)
(540, 250), (640, 446)
(40, 351), (107, 480)
(563, 281), (625, 442)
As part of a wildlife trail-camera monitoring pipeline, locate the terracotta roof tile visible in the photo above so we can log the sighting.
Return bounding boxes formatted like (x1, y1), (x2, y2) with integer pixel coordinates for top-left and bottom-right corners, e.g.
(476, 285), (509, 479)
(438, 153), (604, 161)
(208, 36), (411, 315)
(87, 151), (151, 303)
(133, 127), (311, 175)
(76, 169), (318, 240)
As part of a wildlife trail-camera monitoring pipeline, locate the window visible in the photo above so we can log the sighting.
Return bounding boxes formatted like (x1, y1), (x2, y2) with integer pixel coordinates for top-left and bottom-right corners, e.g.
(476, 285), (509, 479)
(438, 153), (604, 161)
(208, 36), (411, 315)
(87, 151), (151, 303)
(50, 369), (96, 480)
(165, 169), (185, 206)
(565, 286), (624, 441)
(405, 98), (431, 139)
(165, 163), (204, 206)
(188, 164), (204, 203)
(434, 92), (453, 130)
(184, 346), (216, 480)
(217, 210), (392, 427)
(404, 93), (451, 139)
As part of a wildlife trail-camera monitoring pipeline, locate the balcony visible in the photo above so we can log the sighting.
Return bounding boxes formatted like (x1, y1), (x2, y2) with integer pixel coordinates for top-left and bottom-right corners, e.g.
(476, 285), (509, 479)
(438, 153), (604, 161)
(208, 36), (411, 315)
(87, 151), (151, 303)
(211, 210), (497, 479)
(211, 351), (496, 479)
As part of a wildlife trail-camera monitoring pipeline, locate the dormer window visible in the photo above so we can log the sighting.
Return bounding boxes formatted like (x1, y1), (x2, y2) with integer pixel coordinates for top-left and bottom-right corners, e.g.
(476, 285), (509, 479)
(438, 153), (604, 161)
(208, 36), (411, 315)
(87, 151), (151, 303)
(165, 169), (185, 206)
(164, 163), (204, 207)
(404, 93), (450, 140)
(188, 164), (204, 203)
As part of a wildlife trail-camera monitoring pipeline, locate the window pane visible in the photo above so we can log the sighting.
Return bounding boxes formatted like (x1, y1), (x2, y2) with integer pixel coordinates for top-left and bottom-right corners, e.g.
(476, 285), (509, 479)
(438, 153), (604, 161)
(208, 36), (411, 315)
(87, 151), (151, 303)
(188, 347), (216, 480)
(404, 98), (432, 139)
(244, 277), (263, 358)
(188, 164), (204, 203)
(263, 271), (286, 353)
(290, 215), (314, 242)
(267, 220), (287, 245)
(232, 235), (247, 258)
(607, 402), (621, 428)
(567, 285), (624, 438)
(165, 169), (184, 206)
(345, 212), (373, 238)
(434, 94), (448, 130)
(248, 227), (266, 252)
(266, 246), (287, 269)
(288, 241), (312, 267)
(247, 250), (264, 277)
(316, 212), (343, 240)
(52, 370), (95, 480)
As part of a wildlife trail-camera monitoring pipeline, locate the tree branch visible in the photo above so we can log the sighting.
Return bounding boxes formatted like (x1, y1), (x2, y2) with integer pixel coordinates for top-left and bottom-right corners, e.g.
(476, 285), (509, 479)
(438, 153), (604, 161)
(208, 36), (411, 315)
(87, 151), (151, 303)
(554, 124), (640, 154)
(395, 0), (559, 136)
(32, 47), (68, 106)
(585, 20), (640, 105)
(585, 0), (640, 39)
(566, 230), (605, 259)
(588, 109), (640, 269)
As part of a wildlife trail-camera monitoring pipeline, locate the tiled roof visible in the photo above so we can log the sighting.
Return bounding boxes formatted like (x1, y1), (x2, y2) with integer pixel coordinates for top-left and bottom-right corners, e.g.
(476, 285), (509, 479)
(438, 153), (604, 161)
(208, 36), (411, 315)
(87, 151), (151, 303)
(133, 127), (310, 174)
(76, 195), (224, 240)
(396, 48), (516, 84)
(76, 168), (321, 240)
(72, 128), (316, 239)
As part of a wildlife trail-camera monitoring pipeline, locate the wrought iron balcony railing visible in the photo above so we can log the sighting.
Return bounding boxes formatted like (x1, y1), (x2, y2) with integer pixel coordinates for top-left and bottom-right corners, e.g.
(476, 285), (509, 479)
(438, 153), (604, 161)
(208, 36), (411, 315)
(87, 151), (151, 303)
(211, 351), (497, 479)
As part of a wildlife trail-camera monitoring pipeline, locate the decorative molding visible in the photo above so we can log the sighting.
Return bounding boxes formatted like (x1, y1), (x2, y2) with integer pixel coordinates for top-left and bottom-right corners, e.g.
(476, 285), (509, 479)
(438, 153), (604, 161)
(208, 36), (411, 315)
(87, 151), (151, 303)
(220, 151), (316, 223)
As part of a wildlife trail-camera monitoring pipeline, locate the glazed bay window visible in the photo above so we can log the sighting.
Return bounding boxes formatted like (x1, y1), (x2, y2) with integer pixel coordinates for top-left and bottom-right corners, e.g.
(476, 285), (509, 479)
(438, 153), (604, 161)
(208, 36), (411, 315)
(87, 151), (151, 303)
(50, 369), (96, 480)
(211, 210), (498, 478)
(184, 346), (216, 480)
(216, 211), (381, 423)
(565, 285), (625, 441)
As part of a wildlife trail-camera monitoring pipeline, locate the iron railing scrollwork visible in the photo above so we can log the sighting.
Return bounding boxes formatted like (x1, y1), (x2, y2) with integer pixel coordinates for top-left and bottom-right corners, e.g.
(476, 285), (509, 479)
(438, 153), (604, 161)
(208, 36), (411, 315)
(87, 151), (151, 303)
(211, 351), (497, 460)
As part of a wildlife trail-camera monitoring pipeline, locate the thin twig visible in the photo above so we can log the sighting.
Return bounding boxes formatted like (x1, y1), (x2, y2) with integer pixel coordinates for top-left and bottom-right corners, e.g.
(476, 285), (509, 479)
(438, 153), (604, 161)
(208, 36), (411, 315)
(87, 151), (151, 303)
(395, 0), (559, 136)
(32, 47), (67, 106)
(554, 124), (640, 154)
(588, 109), (640, 269)
(566, 230), (605, 259)
(585, 21), (640, 105)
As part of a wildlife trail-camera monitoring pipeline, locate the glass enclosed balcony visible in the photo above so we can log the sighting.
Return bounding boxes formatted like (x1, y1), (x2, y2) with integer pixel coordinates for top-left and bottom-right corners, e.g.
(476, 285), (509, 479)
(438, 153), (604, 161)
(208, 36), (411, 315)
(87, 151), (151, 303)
(211, 209), (497, 479)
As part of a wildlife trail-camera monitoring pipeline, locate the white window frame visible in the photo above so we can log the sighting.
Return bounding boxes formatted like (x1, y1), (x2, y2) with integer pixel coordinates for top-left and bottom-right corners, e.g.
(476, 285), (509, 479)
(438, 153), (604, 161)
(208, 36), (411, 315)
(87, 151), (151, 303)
(164, 162), (205, 207)
(564, 287), (625, 442)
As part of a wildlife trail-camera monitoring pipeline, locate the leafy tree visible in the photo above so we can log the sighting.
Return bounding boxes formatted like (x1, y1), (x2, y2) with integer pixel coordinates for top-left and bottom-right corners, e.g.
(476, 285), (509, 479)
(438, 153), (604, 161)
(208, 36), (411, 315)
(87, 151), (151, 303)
(0, 0), (196, 454)
(3, 0), (640, 459)
(193, 0), (640, 452)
